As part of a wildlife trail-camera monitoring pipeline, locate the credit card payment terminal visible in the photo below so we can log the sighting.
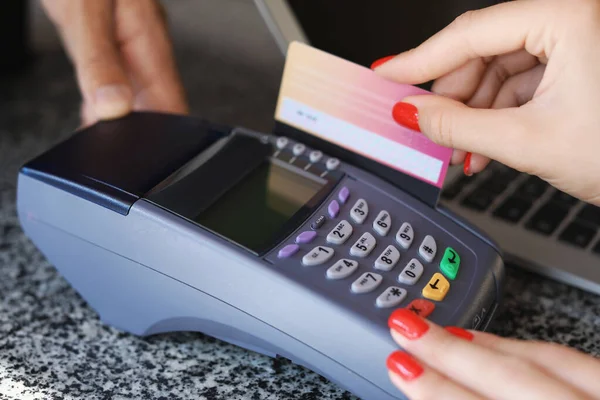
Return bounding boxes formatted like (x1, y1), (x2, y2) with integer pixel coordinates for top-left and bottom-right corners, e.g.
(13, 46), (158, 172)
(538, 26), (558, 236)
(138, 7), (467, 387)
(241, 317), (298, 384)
(16, 44), (504, 400)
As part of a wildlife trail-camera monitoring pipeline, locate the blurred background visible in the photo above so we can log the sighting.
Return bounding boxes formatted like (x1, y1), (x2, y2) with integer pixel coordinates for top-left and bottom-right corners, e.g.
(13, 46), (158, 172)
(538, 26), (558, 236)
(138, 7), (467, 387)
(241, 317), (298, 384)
(0, 0), (285, 189)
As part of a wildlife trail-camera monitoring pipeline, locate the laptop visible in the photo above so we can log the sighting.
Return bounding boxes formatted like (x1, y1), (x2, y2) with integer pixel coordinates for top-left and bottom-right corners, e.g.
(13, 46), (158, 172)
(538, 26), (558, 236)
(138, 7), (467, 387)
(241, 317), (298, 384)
(254, 0), (600, 295)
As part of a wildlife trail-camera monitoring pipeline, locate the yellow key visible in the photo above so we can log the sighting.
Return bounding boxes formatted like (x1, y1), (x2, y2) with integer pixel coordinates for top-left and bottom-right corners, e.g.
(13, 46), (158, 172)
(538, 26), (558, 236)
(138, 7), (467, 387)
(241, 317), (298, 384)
(422, 273), (450, 301)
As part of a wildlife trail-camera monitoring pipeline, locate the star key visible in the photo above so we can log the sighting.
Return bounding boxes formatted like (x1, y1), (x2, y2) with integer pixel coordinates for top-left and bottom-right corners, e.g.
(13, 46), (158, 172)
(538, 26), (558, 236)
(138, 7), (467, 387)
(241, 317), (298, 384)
(405, 299), (435, 318)
(376, 286), (407, 308)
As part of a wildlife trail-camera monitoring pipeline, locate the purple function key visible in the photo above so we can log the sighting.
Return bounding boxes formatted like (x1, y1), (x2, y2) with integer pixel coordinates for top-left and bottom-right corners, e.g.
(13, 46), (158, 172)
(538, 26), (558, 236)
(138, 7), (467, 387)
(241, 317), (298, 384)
(328, 200), (340, 218)
(338, 187), (350, 204)
(296, 231), (317, 244)
(278, 244), (299, 259)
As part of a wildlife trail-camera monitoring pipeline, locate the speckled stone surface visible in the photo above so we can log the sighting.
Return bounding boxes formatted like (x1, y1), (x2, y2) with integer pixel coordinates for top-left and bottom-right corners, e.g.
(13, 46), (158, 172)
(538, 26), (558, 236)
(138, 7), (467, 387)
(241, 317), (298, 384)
(2, 2), (600, 399)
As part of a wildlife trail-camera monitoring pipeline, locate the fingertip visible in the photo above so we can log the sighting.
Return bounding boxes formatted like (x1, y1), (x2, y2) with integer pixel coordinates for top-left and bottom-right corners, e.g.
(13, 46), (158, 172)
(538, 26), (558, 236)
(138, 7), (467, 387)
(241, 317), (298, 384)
(80, 101), (96, 128)
(386, 351), (424, 381)
(468, 153), (492, 174)
(444, 326), (475, 341)
(463, 152), (473, 176)
(93, 84), (134, 120)
(392, 101), (421, 132)
(451, 149), (467, 165)
(371, 55), (396, 70)
(373, 48), (429, 84)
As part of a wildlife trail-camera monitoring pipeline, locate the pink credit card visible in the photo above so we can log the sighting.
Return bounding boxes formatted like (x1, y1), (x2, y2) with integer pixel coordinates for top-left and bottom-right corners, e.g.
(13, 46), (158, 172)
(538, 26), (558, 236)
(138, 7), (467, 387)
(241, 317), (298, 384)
(274, 42), (452, 189)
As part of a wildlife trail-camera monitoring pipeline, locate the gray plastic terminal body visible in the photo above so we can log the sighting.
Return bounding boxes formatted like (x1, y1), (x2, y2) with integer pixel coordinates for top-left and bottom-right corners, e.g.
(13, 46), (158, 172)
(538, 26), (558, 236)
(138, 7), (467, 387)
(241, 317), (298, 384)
(17, 126), (504, 400)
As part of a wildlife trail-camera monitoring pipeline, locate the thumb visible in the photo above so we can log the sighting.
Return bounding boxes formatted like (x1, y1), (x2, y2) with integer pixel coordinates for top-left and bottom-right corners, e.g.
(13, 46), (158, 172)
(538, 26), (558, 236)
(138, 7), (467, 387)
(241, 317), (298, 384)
(395, 94), (534, 168)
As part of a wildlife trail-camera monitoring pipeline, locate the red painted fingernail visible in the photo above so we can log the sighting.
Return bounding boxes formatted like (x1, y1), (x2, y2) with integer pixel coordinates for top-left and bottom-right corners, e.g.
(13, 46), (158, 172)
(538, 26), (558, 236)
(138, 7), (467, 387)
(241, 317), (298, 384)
(388, 308), (429, 339)
(386, 351), (424, 381)
(464, 152), (473, 176)
(392, 102), (420, 132)
(370, 55), (395, 69)
(445, 326), (474, 341)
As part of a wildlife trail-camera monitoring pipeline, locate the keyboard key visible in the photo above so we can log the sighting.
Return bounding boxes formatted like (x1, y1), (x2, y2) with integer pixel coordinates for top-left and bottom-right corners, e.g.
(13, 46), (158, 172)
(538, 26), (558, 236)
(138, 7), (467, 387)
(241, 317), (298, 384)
(326, 259), (358, 280)
(461, 188), (495, 211)
(293, 143), (306, 156)
(422, 273), (451, 301)
(376, 287), (407, 308)
(550, 190), (578, 207)
(374, 245), (401, 271)
(311, 215), (326, 230)
(592, 240), (600, 255)
(395, 222), (414, 249)
(492, 196), (533, 223)
(295, 231), (317, 244)
(440, 247), (460, 280)
(350, 232), (377, 257)
(576, 204), (600, 226)
(338, 186), (350, 204)
(398, 258), (424, 285)
(328, 200), (340, 218)
(326, 158), (340, 170)
(478, 176), (507, 195)
(373, 210), (392, 236)
(518, 176), (548, 198)
(309, 150), (323, 163)
(276, 137), (289, 149)
(559, 222), (596, 248)
(441, 176), (472, 200)
(350, 199), (369, 224)
(302, 246), (334, 266)
(278, 244), (299, 259)
(525, 203), (569, 235)
(351, 272), (383, 294)
(493, 167), (520, 184)
(418, 235), (437, 263)
(326, 220), (353, 245)
(405, 299), (435, 318)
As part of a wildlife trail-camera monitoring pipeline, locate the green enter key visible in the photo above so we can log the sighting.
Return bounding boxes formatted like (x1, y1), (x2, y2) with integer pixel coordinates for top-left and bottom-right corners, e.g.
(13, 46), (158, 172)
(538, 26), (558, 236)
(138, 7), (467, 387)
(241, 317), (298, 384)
(440, 247), (460, 280)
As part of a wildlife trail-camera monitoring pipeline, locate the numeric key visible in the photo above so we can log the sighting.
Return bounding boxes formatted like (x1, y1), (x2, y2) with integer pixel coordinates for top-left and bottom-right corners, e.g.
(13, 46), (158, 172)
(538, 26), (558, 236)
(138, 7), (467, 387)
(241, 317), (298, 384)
(351, 272), (383, 294)
(350, 232), (377, 257)
(302, 246), (334, 266)
(373, 210), (391, 236)
(350, 199), (369, 224)
(326, 259), (358, 280)
(374, 245), (400, 271)
(395, 222), (414, 249)
(326, 220), (353, 245)
(398, 258), (424, 285)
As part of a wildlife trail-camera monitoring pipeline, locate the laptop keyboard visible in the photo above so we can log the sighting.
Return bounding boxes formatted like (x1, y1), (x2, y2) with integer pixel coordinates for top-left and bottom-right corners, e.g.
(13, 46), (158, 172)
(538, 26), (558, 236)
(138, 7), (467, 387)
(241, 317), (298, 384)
(441, 162), (600, 253)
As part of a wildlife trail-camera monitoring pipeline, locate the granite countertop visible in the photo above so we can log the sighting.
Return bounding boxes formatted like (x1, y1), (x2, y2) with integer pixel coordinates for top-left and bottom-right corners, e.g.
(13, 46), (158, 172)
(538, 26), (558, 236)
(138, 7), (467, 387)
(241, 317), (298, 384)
(2, 3), (600, 399)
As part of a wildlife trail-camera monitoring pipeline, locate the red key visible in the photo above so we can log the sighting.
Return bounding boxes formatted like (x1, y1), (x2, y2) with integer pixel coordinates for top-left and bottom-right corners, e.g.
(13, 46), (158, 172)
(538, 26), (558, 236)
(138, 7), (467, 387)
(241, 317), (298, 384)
(405, 299), (435, 318)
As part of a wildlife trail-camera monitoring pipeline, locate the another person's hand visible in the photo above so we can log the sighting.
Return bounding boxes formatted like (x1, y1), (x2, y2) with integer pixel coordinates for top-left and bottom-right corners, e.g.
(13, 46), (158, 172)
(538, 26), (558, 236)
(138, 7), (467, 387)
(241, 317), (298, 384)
(386, 308), (600, 399)
(373, 0), (600, 205)
(42, 0), (188, 126)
